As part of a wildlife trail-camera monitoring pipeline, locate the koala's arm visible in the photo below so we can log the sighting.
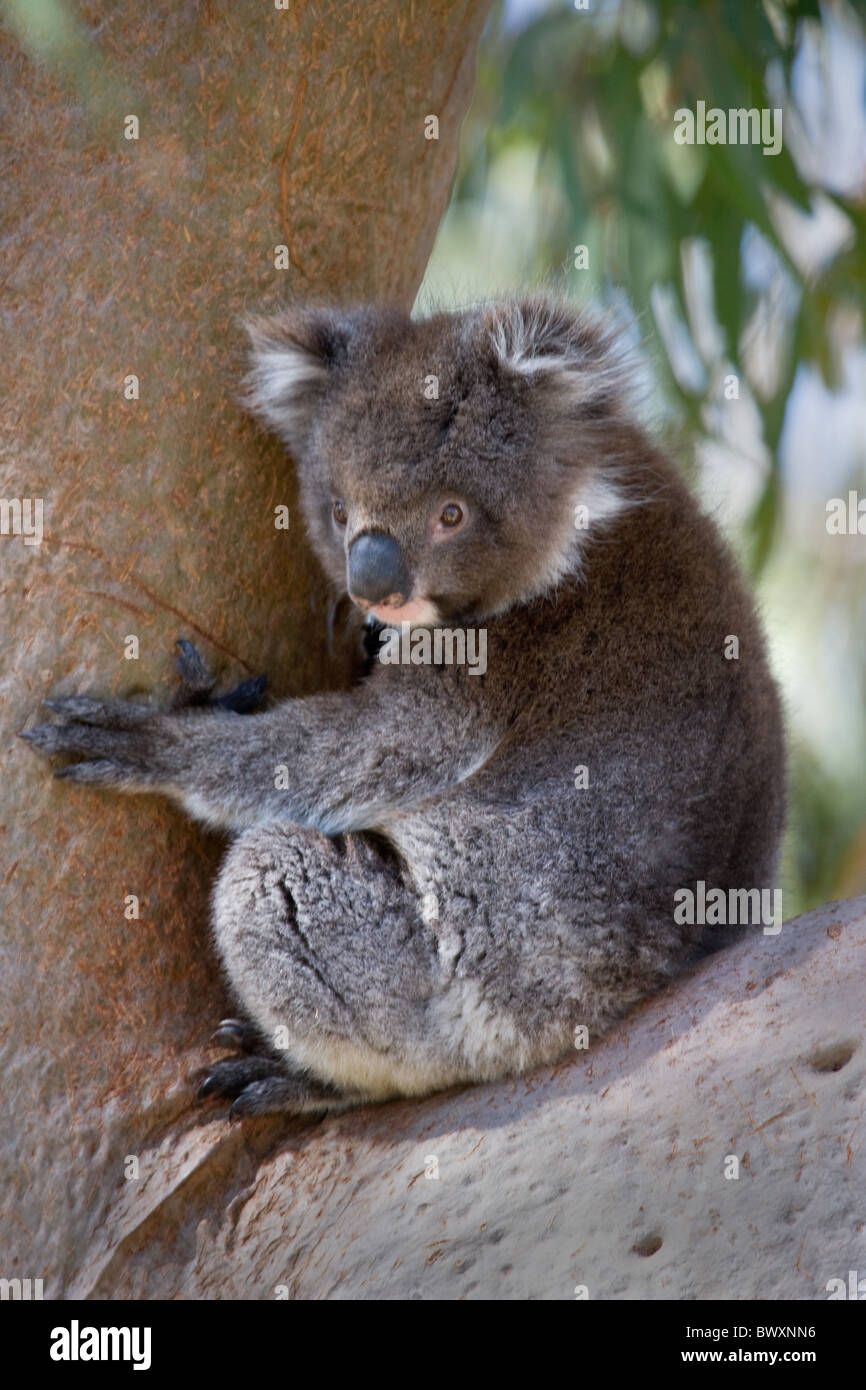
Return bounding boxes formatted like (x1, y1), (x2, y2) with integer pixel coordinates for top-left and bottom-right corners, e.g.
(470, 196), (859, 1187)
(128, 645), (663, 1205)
(21, 668), (502, 833)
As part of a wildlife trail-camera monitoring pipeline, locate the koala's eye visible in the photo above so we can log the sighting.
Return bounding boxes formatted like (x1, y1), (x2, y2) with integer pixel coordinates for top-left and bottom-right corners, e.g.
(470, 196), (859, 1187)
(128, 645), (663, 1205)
(438, 502), (464, 529)
(333, 500), (348, 527)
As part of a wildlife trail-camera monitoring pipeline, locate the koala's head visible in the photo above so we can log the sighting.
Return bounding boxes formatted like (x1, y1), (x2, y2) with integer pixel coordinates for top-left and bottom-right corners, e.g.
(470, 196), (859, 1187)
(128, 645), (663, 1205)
(244, 298), (637, 626)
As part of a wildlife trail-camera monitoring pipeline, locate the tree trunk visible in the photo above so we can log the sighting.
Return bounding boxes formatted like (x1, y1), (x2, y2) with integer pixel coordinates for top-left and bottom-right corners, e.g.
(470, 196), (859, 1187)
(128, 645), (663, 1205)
(0, 0), (489, 1297)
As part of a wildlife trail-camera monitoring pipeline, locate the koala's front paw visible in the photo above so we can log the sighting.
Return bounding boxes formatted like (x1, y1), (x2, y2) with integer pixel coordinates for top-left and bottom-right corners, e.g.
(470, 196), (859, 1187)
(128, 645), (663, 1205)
(19, 696), (177, 790)
(174, 638), (267, 714)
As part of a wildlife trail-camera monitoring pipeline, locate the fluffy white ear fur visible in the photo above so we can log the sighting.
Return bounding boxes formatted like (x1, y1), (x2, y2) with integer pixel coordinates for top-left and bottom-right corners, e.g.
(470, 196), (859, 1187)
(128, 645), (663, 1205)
(486, 298), (634, 411)
(485, 299), (644, 596)
(243, 315), (331, 455)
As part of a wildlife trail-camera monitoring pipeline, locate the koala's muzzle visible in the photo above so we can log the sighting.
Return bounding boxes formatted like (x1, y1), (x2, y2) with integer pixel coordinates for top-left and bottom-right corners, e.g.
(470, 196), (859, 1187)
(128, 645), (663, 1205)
(348, 532), (410, 606)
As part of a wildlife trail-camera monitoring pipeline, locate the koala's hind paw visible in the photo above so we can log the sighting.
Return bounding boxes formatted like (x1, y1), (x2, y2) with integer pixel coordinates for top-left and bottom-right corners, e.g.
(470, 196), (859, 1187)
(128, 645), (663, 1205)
(174, 639), (267, 714)
(227, 1074), (349, 1120)
(197, 1055), (283, 1100)
(197, 1055), (353, 1119)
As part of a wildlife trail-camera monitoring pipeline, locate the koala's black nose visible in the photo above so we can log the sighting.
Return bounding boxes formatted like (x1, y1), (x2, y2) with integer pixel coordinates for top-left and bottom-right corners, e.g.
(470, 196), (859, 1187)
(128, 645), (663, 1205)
(348, 532), (409, 605)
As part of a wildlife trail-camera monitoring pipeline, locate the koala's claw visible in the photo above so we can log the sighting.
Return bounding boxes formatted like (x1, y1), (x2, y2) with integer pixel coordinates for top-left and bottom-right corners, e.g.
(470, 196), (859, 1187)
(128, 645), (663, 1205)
(209, 1017), (261, 1052)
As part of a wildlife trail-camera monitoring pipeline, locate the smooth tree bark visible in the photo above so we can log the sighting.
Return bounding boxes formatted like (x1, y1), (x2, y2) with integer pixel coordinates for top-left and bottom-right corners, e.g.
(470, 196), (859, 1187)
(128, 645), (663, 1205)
(0, 0), (490, 1296)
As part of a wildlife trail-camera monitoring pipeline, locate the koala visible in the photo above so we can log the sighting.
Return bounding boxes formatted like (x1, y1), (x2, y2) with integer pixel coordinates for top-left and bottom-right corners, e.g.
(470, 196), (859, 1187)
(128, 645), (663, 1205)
(22, 298), (785, 1118)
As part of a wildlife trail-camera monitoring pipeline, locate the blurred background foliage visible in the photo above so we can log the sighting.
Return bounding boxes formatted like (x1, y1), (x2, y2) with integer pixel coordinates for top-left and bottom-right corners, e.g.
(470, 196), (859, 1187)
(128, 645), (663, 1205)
(419, 0), (866, 917)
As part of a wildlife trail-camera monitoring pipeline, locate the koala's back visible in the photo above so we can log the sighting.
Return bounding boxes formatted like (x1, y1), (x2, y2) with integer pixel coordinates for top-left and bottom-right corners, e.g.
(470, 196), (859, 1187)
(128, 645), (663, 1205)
(385, 446), (785, 1056)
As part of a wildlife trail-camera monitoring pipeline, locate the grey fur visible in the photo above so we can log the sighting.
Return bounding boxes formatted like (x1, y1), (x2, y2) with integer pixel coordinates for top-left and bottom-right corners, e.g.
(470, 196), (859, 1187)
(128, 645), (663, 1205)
(22, 298), (786, 1116)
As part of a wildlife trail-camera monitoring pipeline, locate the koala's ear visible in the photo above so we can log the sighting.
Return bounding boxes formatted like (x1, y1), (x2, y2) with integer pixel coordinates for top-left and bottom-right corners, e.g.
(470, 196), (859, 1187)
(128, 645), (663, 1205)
(243, 308), (351, 455)
(483, 298), (631, 413)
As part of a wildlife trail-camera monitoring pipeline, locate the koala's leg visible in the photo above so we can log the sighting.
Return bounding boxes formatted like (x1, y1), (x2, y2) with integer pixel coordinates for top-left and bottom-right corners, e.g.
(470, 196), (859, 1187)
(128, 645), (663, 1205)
(207, 824), (445, 1117)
